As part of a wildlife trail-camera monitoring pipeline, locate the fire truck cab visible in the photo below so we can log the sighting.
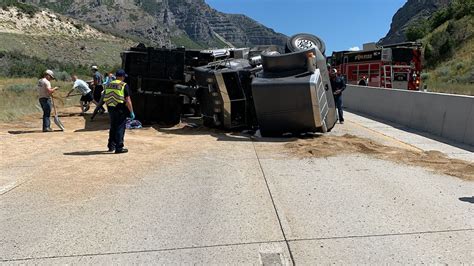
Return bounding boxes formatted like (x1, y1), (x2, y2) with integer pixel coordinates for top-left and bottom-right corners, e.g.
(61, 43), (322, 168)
(329, 42), (422, 90)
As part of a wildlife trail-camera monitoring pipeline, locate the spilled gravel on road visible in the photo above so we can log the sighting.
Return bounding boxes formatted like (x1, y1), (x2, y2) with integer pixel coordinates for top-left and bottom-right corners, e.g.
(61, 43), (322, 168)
(285, 134), (474, 181)
(2, 106), (472, 204)
(0, 107), (204, 202)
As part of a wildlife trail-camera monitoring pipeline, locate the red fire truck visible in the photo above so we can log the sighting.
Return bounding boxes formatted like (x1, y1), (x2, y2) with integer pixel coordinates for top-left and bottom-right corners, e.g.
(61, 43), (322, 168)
(329, 42), (423, 90)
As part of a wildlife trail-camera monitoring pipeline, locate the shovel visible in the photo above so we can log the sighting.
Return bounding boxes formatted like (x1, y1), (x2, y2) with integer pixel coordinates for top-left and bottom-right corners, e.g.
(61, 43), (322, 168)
(51, 97), (65, 131)
(65, 93), (81, 104)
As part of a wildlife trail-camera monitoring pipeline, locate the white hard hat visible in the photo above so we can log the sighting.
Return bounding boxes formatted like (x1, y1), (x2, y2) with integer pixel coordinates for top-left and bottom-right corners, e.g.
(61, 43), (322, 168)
(331, 68), (338, 74)
(91, 65), (98, 70)
(45, 69), (55, 79)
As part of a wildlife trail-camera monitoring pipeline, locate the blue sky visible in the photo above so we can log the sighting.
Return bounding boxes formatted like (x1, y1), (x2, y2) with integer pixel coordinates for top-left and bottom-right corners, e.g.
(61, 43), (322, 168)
(205, 0), (407, 54)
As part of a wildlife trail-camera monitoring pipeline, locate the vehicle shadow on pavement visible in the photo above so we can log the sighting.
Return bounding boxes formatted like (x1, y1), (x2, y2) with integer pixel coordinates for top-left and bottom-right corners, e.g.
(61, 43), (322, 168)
(63, 150), (112, 156)
(458, 197), (474, 204)
(74, 113), (110, 132)
(155, 124), (319, 143)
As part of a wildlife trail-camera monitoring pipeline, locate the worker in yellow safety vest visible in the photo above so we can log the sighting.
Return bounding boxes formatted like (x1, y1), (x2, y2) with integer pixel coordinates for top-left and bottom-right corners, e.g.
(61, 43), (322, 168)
(104, 69), (135, 154)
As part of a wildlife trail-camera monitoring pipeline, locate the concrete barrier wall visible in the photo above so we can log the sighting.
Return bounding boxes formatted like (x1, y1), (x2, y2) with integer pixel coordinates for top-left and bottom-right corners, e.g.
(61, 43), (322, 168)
(343, 85), (474, 146)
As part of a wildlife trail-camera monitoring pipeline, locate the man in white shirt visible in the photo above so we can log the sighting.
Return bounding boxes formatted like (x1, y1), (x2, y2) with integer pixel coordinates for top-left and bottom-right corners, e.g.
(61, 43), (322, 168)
(37, 70), (59, 132)
(67, 75), (94, 115)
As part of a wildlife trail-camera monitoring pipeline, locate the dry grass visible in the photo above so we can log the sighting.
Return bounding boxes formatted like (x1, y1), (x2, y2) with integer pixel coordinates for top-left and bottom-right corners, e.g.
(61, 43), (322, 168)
(420, 15), (473, 96)
(0, 77), (79, 122)
(423, 31), (473, 96)
(425, 81), (474, 96)
(0, 77), (34, 89)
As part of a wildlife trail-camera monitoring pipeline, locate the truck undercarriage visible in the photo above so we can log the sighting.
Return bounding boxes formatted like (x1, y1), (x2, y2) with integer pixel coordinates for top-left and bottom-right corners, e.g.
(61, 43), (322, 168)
(122, 34), (338, 136)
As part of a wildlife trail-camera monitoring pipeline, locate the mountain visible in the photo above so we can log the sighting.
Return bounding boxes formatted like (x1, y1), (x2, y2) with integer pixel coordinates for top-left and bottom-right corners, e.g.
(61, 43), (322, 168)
(0, 5), (134, 66)
(19, 0), (288, 49)
(0, 3), (136, 77)
(380, 0), (451, 45)
(379, 0), (473, 95)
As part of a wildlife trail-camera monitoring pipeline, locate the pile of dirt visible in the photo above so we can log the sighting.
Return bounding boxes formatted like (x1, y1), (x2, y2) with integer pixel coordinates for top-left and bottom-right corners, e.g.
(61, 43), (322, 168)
(285, 134), (474, 181)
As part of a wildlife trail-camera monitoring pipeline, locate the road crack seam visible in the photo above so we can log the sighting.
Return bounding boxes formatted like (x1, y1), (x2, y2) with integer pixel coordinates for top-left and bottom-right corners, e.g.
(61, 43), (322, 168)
(0, 240), (286, 262)
(252, 141), (295, 265)
(287, 228), (474, 242)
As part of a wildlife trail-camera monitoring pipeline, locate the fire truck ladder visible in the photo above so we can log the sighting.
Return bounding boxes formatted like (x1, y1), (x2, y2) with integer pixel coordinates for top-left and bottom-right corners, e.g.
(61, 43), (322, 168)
(382, 65), (393, 88)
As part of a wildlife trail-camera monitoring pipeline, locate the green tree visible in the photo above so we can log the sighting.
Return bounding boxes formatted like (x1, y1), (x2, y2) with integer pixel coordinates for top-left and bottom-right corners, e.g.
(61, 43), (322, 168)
(424, 44), (434, 65)
(430, 6), (454, 30)
(439, 38), (454, 58)
(406, 25), (427, 41)
(452, 0), (474, 19)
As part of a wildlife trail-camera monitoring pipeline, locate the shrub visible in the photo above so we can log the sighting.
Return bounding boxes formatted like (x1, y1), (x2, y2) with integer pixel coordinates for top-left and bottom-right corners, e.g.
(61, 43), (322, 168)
(53, 70), (71, 81)
(425, 31), (456, 66)
(6, 84), (34, 93)
(0, 51), (112, 79)
(420, 73), (430, 81)
(452, 0), (474, 19)
(430, 7), (453, 30)
(439, 38), (454, 57)
(436, 66), (450, 77)
(73, 23), (84, 31)
(406, 26), (425, 41)
(424, 44), (433, 63)
(455, 71), (473, 83)
(406, 19), (429, 41)
(446, 21), (455, 34)
(0, 0), (39, 18)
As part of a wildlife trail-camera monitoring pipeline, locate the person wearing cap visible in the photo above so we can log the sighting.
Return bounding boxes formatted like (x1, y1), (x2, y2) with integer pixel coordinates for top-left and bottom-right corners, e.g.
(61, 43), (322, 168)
(66, 75), (94, 115)
(103, 69), (135, 154)
(330, 68), (346, 124)
(37, 70), (59, 132)
(91, 66), (106, 113)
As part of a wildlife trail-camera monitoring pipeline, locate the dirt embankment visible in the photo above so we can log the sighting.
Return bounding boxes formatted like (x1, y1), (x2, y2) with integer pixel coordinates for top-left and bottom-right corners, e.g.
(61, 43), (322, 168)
(285, 134), (474, 181)
(0, 7), (107, 38)
(0, 7), (134, 66)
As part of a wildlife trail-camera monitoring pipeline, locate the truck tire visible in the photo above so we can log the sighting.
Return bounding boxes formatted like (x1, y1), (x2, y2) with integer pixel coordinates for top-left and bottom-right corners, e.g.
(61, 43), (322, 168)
(286, 33), (326, 55)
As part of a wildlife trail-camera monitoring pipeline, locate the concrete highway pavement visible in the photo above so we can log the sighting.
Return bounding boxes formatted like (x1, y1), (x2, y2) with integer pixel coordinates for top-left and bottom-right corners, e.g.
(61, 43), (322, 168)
(1, 111), (473, 264)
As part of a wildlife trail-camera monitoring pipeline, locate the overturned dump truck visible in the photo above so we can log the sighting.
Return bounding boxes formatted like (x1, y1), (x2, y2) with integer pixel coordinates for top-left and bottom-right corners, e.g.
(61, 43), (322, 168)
(121, 33), (338, 136)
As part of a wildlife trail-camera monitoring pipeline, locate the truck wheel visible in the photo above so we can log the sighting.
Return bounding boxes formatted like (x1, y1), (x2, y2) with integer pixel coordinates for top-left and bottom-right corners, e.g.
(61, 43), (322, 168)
(286, 33), (326, 55)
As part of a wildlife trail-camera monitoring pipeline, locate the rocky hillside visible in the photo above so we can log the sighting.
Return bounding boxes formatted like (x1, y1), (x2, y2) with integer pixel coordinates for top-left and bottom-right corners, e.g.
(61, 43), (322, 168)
(0, 5), (134, 65)
(380, 0), (451, 44)
(0, 4), (135, 77)
(20, 0), (288, 49)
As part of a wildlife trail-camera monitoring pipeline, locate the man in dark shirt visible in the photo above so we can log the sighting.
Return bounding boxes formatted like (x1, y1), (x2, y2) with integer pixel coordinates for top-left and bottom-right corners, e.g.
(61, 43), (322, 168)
(91, 66), (106, 113)
(330, 69), (346, 124)
(103, 69), (135, 154)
